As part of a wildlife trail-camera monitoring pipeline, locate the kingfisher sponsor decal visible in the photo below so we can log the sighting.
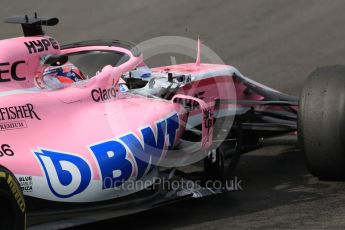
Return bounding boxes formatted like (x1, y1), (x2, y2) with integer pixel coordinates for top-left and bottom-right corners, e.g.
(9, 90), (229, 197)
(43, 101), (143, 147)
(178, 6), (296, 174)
(0, 120), (27, 131)
(0, 104), (41, 121)
(0, 104), (40, 131)
(91, 86), (117, 102)
(34, 113), (180, 198)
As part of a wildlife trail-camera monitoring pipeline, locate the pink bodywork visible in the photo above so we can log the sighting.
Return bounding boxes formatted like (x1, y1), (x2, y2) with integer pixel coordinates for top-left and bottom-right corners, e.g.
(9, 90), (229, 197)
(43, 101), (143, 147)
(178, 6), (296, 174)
(0, 34), (284, 202)
(0, 35), (223, 202)
(0, 36), (189, 201)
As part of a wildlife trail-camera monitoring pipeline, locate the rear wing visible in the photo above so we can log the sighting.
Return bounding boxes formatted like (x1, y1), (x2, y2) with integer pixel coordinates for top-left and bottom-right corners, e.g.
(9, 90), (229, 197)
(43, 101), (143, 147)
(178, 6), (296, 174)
(5, 13), (59, 36)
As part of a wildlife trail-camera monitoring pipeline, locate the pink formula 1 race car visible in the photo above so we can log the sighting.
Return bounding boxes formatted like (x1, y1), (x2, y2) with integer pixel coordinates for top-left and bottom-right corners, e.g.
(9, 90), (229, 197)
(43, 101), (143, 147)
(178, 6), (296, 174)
(0, 15), (343, 230)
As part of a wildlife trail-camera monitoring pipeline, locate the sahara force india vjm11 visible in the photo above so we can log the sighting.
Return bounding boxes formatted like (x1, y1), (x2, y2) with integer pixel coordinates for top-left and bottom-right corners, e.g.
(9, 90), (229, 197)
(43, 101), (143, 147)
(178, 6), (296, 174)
(0, 15), (344, 230)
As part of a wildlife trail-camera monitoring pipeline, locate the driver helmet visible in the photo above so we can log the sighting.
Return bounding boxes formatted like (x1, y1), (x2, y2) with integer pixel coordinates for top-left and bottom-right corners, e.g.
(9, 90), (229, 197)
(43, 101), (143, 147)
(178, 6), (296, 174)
(43, 62), (85, 84)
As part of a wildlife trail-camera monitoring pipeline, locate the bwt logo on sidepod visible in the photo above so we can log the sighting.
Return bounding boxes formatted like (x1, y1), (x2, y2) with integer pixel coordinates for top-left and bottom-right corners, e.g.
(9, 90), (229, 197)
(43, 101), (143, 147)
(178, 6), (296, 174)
(34, 150), (92, 198)
(34, 113), (179, 198)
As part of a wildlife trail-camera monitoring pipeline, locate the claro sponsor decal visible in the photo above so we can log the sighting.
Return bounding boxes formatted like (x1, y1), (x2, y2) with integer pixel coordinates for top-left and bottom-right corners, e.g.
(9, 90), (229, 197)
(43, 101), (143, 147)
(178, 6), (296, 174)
(91, 86), (117, 102)
(0, 104), (41, 131)
(34, 113), (180, 198)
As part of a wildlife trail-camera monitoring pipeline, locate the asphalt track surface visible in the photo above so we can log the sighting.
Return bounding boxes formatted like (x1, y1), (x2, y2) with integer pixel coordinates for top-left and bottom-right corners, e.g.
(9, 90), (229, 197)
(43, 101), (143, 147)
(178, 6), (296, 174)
(2, 0), (345, 229)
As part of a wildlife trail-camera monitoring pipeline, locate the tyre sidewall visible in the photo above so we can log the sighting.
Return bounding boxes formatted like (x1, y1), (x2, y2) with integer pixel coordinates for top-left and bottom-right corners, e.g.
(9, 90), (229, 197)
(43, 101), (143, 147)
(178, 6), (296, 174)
(0, 167), (26, 230)
(299, 65), (345, 179)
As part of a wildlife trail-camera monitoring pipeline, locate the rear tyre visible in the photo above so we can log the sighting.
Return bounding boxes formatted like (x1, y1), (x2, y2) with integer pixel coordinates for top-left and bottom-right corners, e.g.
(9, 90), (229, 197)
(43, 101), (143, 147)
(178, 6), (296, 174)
(0, 167), (26, 230)
(298, 65), (345, 180)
